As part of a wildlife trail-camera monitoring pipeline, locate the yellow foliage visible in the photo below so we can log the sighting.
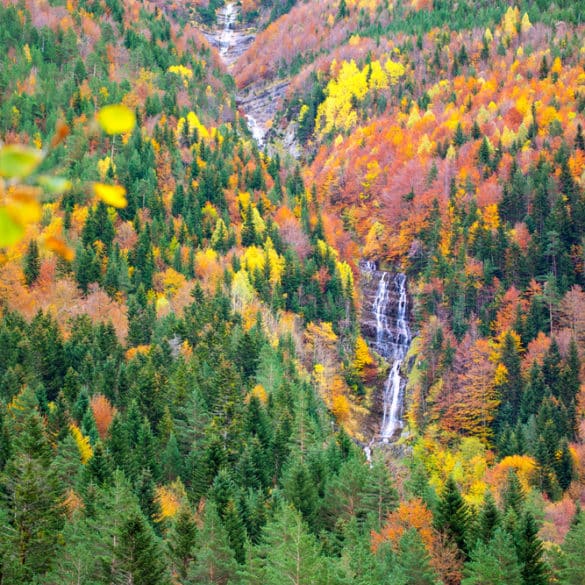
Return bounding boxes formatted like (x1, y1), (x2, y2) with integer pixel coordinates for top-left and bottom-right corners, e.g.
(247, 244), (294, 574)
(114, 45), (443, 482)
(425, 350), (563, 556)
(407, 105), (421, 128)
(384, 59), (406, 84)
(353, 336), (373, 372)
(482, 204), (500, 230)
(363, 221), (386, 258)
(168, 65), (193, 80)
(501, 126), (517, 149)
(70, 424), (93, 464)
(417, 134), (434, 155)
(551, 56), (562, 75)
(298, 104), (310, 123)
(316, 60), (370, 136)
(97, 104), (136, 135)
(502, 6), (520, 39)
(489, 454), (537, 493)
(97, 156), (115, 180)
(368, 61), (389, 90)
(243, 246), (265, 273)
(520, 12), (532, 33)
(231, 270), (255, 312)
(93, 183), (127, 208)
(249, 384), (268, 404)
(337, 261), (354, 296)
(155, 481), (187, 521)
(316, 239), (338, 260)
(161, 267), (186, 296)
(332, 394), (350, 423)
(177, 111), (209, 140)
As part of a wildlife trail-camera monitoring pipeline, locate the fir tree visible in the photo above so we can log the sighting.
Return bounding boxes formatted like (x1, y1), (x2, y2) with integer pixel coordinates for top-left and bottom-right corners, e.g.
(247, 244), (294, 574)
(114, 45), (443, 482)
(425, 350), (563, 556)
(435, 476), (471, 556)
(516, 511), (549, 585)
(554, 509), (585, 585)
(23, 239), (40, 287)
(167, 504), (198, 581)
(187, 501), (237, 584)
(462, 527), (523, 585)
(112, 511), (170, 585)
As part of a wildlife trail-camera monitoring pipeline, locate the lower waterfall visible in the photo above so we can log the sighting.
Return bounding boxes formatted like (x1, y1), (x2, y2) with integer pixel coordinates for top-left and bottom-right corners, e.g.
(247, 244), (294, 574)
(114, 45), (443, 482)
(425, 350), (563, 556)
(362, 262), (412, 449)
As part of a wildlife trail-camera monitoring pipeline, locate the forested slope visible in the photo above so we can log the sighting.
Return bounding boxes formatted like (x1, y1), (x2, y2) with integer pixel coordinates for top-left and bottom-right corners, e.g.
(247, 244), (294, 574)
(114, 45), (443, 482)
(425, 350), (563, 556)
(1, 0), (585, 584)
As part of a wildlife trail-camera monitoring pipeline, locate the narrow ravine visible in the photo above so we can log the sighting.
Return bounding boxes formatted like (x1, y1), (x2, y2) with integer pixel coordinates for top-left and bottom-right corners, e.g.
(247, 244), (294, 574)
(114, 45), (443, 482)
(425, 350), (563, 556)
(362, 262), (412, 451)
(201, 3), (270, 148)
(199, 3), (293, 150)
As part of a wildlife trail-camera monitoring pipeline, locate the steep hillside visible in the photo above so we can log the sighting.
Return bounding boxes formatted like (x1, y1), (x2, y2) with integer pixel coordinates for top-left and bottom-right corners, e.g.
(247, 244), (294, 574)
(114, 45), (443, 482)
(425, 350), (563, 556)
(1, 0), (585, 583)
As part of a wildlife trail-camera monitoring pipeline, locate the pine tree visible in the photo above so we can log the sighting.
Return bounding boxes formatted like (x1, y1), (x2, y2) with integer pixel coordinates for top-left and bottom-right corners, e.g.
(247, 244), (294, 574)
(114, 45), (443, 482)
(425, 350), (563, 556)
(396, 527), (438, 585)
(477, 491), (500, 544)
(516, 511), (548, 585)
(282, 457), (319, 529)
(502, 471), (525, 516)
(435, 476), (471, 556)
(241, 204), (258, 247)
(167, 504), (198, 581)
(462, 527), (523, 585)
(223, 499), (247, 564)
(363, 455), (399, 528)
(46, 509), (105, 585)
(337, 0), (348, 20)
(23, 239), (40, 287)
(2, 453), (65, 580)
(0, 403), (11, 472)
(554, 439), (575, 491)
(112, 511), (170, 585)
(162, 432), (183, 482)
(575, 124), (585, 151)
(554, 509), (585, 585)
(187, 501), (237, 584)
(244, 504), (327, 585)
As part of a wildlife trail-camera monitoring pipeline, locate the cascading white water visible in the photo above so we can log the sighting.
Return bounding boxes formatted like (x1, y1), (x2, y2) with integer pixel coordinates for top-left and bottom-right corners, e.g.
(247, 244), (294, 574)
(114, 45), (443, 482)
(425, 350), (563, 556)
(365, 265), (411, 443)
(218, 3), (237, 58)
(214, 3), (266, 148)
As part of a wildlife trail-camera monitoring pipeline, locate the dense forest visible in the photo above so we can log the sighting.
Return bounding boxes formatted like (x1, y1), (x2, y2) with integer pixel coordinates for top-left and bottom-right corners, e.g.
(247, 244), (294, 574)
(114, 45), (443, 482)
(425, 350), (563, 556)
(1, 0), (585, 583)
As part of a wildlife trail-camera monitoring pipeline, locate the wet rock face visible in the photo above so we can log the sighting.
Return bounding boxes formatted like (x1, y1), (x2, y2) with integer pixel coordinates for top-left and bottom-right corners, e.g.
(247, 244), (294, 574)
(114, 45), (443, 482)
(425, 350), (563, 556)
(359, 261), (412, 443)
(237, 81), (290, 149)
(360, 264), (407, 355)
(199, 2), (289, 150)
(202, 4), (255, 67)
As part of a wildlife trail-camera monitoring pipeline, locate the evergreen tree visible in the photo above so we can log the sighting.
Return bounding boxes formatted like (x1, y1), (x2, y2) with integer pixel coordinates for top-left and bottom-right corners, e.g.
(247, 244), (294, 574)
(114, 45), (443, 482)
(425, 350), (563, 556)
(516, 511), (548, 585)
(23, 239), (40, 286)
(187, 501), (237, 585)
(281, 457), (320, 528)
(396, 527), (438, 585)
(244, 504), (328, 585)
(111, 511), (170, 585)
(477, 490), (500, 544)
(462, 527), (523, 585)
(502, 471), (525, 516)
(554, 509), (585, 585)
(435, 476), (471, 556)
(337, 0), (348, 20)
(162, 432), (183, 482)
(241, 204), (258, 247)
(167, 504), (198, 581)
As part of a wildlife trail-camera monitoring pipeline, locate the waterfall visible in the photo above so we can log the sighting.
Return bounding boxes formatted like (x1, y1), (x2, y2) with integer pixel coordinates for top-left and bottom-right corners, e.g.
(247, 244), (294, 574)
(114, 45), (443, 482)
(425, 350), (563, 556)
(363, 263), (411, 443)
(218, 3), (237, 58)
(214, 3), (266, 148)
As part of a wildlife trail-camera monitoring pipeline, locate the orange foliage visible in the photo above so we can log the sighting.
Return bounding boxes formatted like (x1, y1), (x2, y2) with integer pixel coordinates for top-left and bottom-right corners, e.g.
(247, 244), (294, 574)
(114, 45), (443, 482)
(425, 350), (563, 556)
(371, 498), (435, 552)
(90, 394), (116, 439)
